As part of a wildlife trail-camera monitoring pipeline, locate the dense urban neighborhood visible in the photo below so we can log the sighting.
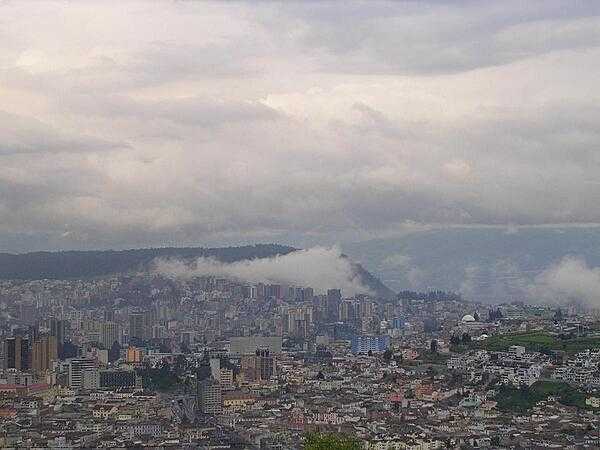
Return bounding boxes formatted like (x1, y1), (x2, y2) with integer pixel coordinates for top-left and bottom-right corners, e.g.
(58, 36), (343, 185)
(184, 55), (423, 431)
(2, 258), (600, 449)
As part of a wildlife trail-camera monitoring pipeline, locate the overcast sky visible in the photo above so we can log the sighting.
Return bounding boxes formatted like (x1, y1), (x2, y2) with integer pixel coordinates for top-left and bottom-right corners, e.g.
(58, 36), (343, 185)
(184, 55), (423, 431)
(1, 1), (600, 253)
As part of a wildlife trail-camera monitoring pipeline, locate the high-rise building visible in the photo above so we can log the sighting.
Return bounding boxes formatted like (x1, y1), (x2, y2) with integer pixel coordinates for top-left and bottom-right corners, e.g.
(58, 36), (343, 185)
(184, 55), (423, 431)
(196, 358), (222, 415)
(255, 349), (274, 381)
(49, 318), (67, 346)
(266, 284), (283, 299)
(152, 324), (167, 339)
(326, 289), (342, 322)
(31, 335), (58, 374)
(350, 334), (391, 354)
(197, 380), (222, 415)
(103, 309), (115, 322)
(126, 346), (143, 363)
(129, 312), (148, 342)
(5, 336), (30, 371)
(287, 306), (313, 338)
(339, 300), (356, 324)
(304, 287), (314, 301)
(241, 349), (274, 382)
(68, 358), (97, 389)
(256, 283), (266, 300)
(101, 321), (121, 349)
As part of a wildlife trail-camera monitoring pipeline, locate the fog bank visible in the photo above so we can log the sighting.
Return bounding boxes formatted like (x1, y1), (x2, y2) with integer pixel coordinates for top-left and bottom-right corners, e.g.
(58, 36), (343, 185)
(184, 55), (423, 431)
(152, 246), (370, 297)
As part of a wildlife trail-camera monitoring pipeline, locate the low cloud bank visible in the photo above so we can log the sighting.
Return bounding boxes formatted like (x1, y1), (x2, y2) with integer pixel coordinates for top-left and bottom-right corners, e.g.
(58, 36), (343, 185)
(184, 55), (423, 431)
(529, 256), (600, 307)
(152, 246), (370, 297)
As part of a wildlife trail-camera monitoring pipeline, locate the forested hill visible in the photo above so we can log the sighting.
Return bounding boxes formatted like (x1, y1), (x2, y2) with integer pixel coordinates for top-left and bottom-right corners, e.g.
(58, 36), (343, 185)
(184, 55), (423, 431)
(0, 244), (395, 299)
(0, 244), (296, 280)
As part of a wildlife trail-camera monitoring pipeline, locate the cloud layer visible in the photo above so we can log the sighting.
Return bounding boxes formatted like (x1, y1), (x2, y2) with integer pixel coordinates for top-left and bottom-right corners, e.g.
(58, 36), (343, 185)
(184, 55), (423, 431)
(153, 247), (370, 297)
(1, 1), (600, 251)
(529, 257), (600, 307)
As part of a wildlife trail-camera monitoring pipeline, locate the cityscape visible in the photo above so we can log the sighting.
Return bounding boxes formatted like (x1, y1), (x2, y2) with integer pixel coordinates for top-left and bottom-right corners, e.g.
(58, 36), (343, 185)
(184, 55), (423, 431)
(2, 1), (600, 449)
(2, 250), (600, 448)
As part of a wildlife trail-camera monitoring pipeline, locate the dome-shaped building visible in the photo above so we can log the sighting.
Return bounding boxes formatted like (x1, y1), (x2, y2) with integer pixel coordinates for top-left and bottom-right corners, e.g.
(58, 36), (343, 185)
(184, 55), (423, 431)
(461, 314), (476, 323)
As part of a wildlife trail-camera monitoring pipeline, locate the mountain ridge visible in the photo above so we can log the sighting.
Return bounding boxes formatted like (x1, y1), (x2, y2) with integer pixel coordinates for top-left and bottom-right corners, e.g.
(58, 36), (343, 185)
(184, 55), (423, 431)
(0, 244), (395, 299)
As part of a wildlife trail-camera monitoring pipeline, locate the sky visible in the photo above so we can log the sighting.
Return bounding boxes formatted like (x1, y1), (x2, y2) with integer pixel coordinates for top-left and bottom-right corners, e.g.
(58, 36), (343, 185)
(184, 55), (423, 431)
(1, 0), (600, 253)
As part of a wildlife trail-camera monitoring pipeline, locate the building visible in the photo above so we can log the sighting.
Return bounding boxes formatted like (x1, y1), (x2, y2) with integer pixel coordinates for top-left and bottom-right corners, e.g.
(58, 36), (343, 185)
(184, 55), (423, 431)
(339, 300), (356, 323)
(229, 336), (282, 355)
(266, 284), (283, 299)
(196, 358), (222, 415)
(326, 289), (342, 322)
(5, 337), (30, 372)
(391, 318), (405, 329)
(197, 380), (222, 414)
(223, 391), (256, 411)
(101, 322), (121, 350)
(68, 358), (97, 389)
(126, 346), (143, 363)
(49, 318), (67, 346)
(351, 334), (391, 354)
(31, 335), (58, 374)
(241, 349), (275, 382)
(99, 369), (139, 389)
(129, 312), (148, 342)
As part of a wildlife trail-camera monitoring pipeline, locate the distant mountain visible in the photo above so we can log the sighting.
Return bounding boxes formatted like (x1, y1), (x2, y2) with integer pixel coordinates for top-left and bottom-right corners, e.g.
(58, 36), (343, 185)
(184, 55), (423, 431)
(348, 260), (395, 300)
(0, 244), (394, 299)
(342, 227), (600, 303)
(0, 244), (296, 279)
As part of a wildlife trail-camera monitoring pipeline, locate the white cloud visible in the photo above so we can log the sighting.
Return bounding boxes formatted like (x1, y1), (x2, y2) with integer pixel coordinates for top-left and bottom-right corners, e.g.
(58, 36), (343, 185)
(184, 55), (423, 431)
(152, 246), (371, 297)
(529, 257), (600, 307)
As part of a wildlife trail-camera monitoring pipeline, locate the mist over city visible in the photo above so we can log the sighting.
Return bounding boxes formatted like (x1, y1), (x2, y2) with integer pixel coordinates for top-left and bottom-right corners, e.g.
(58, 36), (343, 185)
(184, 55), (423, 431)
(1, 1), (600, 449)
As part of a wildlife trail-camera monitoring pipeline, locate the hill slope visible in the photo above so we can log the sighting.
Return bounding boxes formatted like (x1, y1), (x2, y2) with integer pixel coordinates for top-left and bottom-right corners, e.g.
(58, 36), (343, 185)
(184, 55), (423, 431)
(0, 244), (394, 299)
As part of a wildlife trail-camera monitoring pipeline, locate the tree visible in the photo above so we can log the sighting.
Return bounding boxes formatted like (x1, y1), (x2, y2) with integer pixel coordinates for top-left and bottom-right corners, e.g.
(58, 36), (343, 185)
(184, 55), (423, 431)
(383, 348), (394, 362)
(60, 341), (78, 359)
(554, 308), (564, 322)
(303, 432), (361, 450)
(461, 333), (471, 344)
(109, 341), (121, 362)
(473, 311), (480, 322)
(426, 365), (437, 380)
(430, 339), (438, 354)
(394, 354), (403, 366)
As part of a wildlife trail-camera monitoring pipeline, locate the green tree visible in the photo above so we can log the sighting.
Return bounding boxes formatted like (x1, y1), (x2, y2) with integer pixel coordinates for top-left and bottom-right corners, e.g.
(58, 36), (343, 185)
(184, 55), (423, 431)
(304, 433), (361, 450)
(109, 341), (121, 362)
(383, 348), (394, 361)
(430, 339), (438, 353)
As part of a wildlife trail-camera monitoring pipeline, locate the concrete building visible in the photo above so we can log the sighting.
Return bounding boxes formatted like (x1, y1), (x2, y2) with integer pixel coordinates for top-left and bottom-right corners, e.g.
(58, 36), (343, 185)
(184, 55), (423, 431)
(31, 335), (57, 375)
(229, 336), (282, 355)
(5, 337), (30, 372)
(351, 334), (391, 354)
(68, 358), (97, 389)
(101, 322), (121, 349)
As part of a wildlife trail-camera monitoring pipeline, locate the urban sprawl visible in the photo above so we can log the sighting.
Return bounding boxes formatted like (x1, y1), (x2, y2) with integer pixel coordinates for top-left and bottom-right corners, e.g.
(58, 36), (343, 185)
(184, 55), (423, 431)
(2, 274), (600, 448)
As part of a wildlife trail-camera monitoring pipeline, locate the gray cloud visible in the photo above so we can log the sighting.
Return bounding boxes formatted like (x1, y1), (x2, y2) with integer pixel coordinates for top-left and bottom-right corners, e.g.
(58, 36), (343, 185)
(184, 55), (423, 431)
(263, 1), (600, 74)
(0, 1), (599, 252)
(0, 111), (126, 155)
(64, 95), (281, 127)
